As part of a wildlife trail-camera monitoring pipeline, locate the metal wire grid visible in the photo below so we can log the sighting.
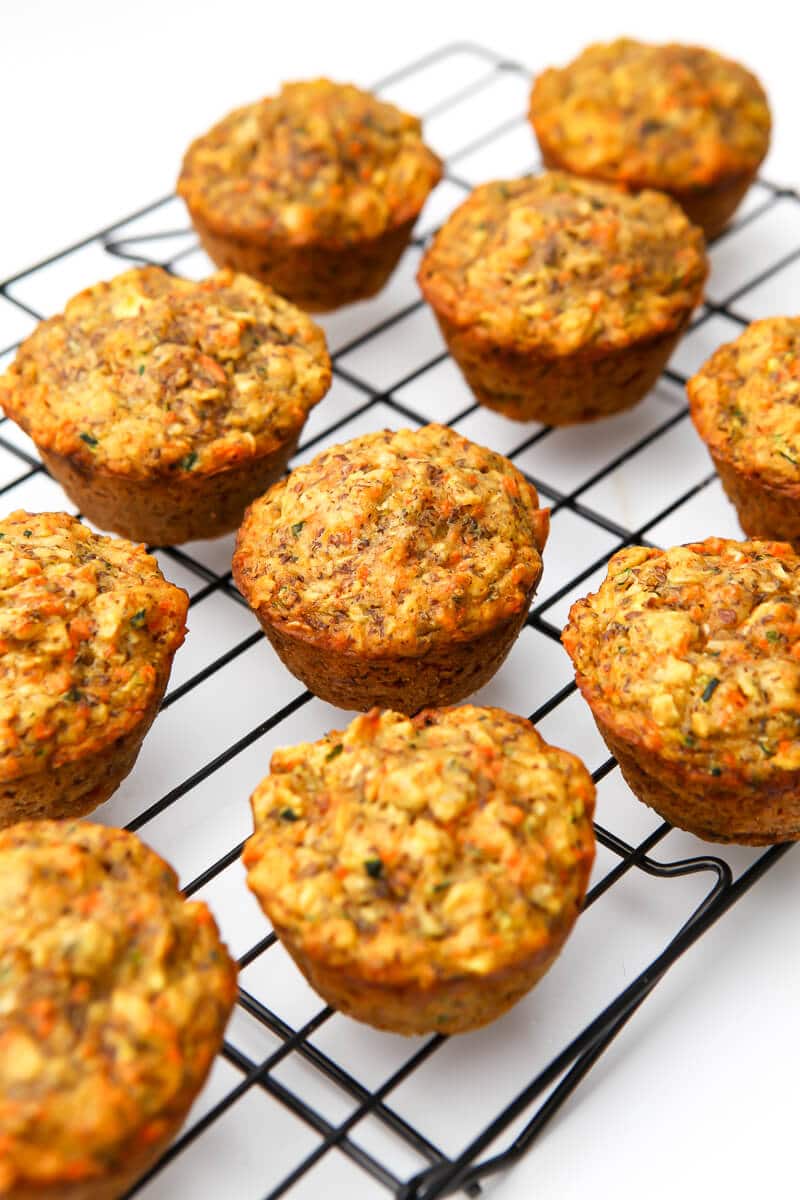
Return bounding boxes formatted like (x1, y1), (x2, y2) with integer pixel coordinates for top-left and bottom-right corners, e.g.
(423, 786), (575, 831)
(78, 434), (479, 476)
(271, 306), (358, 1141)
(0, 39), (797, 1200)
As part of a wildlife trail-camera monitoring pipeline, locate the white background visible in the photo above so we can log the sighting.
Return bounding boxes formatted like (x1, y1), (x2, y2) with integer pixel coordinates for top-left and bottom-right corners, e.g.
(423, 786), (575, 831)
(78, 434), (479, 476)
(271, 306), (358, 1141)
(3, 3), (799, 1198)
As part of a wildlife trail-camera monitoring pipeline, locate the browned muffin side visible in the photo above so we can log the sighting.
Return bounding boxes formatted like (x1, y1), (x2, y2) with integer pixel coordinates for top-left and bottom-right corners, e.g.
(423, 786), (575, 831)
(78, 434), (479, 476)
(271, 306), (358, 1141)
(688, 317), (800, 546)
(0, 820), (237, 1200)
(178, 79), (442, 310)
(418, 172), (707, 424)
(233, 424), (549, 712)
(0, 511), (188, 828)
(244, 705), (595, 1034)
(0, 266), (331, 544)
(563, 538), (800, 844)
(529, 39), (771, 238)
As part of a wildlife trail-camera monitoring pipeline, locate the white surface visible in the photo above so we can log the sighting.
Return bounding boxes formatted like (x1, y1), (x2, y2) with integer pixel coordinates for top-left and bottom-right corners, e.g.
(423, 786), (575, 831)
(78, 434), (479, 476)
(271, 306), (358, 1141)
(3, 4), (800, 1199)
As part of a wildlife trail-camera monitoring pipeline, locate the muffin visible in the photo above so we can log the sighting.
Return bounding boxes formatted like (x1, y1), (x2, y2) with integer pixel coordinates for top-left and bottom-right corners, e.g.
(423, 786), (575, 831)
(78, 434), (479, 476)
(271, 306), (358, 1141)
(233, 424), (549, 713)
(529, 39), (771, 240)
(244, 705), (595, 1034)
(177, 78), (442, 311)
(0, 819), (237, 1199)
(688, 317), (800, 547)
(563, 538), (800, 844)
(0, 266), (331, 545)
(0, 511), (188, 828)
(417, 172), (707, 424)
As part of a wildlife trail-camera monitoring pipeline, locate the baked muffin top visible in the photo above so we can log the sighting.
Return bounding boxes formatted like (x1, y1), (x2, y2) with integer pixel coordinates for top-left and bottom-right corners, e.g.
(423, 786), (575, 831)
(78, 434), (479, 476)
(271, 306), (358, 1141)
(0, 820), (236, 1193)
(0, 266), (331, 481)
(529, 39), (771, 189)
(0, 511), (188, 782)
(177, 78), (442, 244)
(233, 424), (549, 656)
(244, 706), (595, 986)
(563, 538), (800, 777)
(688, 317), (800, 489)
(416, 173), (707, 355)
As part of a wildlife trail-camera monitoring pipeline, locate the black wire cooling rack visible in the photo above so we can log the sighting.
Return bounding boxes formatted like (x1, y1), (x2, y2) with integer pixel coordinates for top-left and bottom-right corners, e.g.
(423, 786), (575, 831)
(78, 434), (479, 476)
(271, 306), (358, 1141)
(1, 39), (798, 1200)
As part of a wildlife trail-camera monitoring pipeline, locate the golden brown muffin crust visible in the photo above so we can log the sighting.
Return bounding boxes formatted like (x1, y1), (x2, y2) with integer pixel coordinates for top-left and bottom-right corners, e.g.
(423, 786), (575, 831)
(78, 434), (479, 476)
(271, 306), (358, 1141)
(0, 820), (237, 1195)
(244, 706), (595, 987)
(177, 79), (442, 245)
(417, 173), (707, 355)
(563, 538), (800, 779)
(0, 266), (330, 482)
(688, 317), (800, 490)
(0, 511), (187, 785)
(233, 424), (549, 657)
(530, 39), (770, 189)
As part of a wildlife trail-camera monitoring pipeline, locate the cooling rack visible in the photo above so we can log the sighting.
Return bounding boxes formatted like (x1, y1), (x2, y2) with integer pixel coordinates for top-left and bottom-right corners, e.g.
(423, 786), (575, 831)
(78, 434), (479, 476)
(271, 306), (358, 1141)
(1, 39), (798, 1200)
